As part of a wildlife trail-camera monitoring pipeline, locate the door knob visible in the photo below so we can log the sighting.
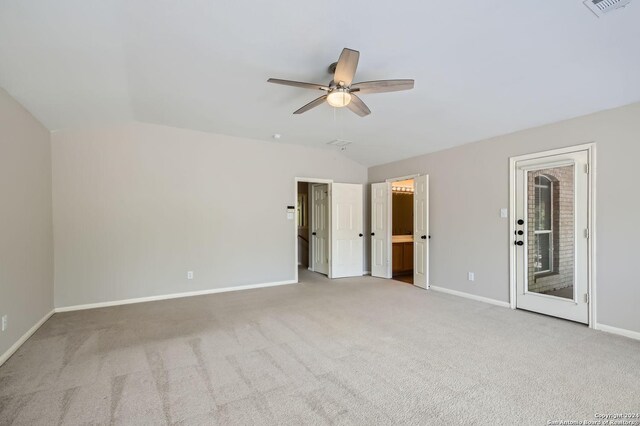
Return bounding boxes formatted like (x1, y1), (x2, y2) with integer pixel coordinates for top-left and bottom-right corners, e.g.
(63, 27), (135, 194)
(312, 232), (317, 236)
(515, 241), (524, 246)
(517, 219), (524, 225)
(421, 235), (427, 240)
(517, 230), (524, 235)
(359, 233), (363, 237)
(371, 232), (375, 236)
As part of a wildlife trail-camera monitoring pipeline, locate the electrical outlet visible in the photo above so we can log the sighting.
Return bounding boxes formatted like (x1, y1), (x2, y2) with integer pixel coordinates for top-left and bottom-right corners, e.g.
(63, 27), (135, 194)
(1, 315), (7, 332)
(187, 271), (194, 280)
(468, 272), (475, 281)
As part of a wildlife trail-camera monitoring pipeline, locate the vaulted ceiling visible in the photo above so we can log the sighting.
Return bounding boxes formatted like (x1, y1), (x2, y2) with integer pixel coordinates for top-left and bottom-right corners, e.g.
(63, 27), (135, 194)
(1, 0), (639, 166)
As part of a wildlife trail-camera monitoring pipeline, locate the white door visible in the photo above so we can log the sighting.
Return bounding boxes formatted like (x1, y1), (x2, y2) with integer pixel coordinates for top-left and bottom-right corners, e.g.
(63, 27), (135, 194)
(413, 175), (429, 289)
(371, 182), (392, 278)
(331, 183), (364, 278)
(514, 150), (589, 324)
(311, 183), (329, 275)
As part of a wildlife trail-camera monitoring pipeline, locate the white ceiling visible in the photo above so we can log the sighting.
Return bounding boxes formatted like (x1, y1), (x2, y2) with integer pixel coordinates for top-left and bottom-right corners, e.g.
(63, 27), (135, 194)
(1, 1), (639, 166)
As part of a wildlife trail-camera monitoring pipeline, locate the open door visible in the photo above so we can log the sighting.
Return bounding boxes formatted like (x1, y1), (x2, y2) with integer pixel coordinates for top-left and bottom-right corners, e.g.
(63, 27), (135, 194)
(371, 182), (391, 278)
(331, 183), (364, 278)
(413, 175), (429, 289)
(311, 183), (330, 276)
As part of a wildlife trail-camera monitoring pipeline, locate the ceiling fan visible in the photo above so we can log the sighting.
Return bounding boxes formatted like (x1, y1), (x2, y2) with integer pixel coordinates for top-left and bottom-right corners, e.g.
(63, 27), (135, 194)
(267, 48), (414, 117)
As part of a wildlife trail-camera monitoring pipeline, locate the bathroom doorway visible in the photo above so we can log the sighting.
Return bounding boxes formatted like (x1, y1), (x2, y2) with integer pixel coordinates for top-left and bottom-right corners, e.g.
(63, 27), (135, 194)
(391, 179), (414, 284)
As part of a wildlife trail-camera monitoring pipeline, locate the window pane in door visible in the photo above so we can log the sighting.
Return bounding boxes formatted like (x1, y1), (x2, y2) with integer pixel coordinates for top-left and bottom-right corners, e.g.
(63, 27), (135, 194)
(527, 165), (575, 300)
(534, 176), (552, 231)
(534, 233), (551, 273)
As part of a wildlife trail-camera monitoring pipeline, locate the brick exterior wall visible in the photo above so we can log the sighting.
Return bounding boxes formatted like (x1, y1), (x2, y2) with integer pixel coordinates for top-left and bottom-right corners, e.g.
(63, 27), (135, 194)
(527, 166), (574, 294)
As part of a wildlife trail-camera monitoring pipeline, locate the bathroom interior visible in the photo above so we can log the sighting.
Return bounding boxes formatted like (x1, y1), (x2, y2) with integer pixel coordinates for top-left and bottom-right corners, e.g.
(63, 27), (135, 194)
(391, 179), (414, 284)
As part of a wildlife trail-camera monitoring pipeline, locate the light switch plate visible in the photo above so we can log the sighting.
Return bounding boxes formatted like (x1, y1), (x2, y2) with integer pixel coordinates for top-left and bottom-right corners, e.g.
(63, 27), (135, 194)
(500, 208), (508, 218)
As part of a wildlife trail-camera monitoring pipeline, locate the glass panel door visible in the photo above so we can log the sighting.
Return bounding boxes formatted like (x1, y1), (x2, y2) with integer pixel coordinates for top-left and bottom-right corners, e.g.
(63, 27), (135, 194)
(526, 165), (575, 300)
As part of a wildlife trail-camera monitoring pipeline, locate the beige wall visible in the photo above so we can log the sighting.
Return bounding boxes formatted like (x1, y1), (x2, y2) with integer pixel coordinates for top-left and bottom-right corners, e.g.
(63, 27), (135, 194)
(369, 102), (640, 334)
(51, 123), (367, 308)
(0, 88), (54, 358)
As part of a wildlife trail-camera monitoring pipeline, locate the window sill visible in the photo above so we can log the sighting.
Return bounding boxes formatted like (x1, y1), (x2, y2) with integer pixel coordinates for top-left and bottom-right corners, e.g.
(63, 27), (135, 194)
(534, 271), (559, 280)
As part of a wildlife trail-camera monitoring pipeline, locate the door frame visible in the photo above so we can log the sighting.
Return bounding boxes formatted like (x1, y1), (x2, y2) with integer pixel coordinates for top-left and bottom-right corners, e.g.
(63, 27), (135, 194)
(508, 143), (596, 328)
(380, 174), (428, 288)
(294, 177), (333, 283)
(385, 174), (420, 184)
(385, 175), (419, 281)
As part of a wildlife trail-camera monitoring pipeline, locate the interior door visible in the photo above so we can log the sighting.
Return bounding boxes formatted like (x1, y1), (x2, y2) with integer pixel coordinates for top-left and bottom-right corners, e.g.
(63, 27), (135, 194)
(514, 150), (589, 324)
(331, 183), (364, 278)
(311, 183), (329, 275)
(371, 182), (391, 278)
(413, 175), (429, 289)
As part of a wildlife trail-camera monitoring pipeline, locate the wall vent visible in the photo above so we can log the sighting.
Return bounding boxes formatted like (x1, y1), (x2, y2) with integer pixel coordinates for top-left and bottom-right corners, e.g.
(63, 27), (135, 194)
(584, 0), (632, 17)
(326, 139), (352, 147)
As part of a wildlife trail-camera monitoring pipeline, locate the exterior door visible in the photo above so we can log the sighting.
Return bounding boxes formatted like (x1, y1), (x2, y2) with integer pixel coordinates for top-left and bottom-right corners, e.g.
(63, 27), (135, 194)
(514, 150), (589, 324)
(413, 175), (429, 289)
(371, 182), (391, 278)
(331, 183), (364, 278)
(311, 183), (329, 275)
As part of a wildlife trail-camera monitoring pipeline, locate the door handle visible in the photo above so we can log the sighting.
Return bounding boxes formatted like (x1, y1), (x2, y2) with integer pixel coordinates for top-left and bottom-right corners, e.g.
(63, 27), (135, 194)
(312, 232), (317, 236)
(421, 235), (427, 240)
(515, 241), (524, 246)
(358, 233), (363, 237)
(517, 219), (524, 225)
(371, 232), (375, 236)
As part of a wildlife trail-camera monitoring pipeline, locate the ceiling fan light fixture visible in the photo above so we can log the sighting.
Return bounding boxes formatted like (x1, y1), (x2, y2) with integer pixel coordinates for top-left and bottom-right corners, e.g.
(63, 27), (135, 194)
(327, 89), (351, 108)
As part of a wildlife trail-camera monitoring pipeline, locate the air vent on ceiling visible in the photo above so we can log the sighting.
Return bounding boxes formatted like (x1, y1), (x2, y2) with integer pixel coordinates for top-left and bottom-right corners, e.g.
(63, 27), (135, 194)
(583, 0), (632, 17)
(326, 139), (352, 147)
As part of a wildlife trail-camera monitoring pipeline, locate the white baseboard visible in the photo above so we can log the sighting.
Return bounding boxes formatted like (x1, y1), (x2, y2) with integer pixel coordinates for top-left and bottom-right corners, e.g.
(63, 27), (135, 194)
(429, 285), (510, 308)
(0, 309), (55, 367)
(595, 323), (640, 341)
(55, 279), (297, 313)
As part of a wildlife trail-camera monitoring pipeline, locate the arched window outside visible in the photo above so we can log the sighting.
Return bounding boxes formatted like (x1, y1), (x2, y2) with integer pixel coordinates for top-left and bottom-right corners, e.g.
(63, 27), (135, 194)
(534, 175), (553, 274)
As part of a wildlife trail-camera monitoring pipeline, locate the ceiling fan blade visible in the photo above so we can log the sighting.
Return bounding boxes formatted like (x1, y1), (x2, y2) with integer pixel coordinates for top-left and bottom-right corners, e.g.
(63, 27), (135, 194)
(334, 48), (360, 86)
(346, 94), (370, 117)
(267, 78), (330, 91)
(350, 79), (414, 94)
(293, 95), (328, 114)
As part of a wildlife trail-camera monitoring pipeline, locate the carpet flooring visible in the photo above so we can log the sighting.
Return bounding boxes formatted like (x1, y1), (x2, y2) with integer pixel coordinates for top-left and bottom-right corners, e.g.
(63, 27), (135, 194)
(1, 269), (638, 425)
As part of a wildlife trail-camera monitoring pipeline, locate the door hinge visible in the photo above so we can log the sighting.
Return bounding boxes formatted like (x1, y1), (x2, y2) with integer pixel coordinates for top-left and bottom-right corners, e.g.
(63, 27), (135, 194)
(584, 228), (590, 239)
(585, 164), (590, 174)
(584, 293), (589, 304)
